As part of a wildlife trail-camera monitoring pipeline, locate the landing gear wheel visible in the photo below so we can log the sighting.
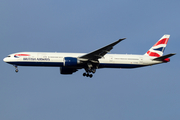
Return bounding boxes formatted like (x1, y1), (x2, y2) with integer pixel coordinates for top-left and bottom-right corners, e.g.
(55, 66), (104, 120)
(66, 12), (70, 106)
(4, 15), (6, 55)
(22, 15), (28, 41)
(15, 69), (19, 73)
(89, 74), (93, 78)
(83, 73), (86, 76)
(82, 73), (93, 78)
(14, 65), (19, 73)
(86, 74), (89, 77)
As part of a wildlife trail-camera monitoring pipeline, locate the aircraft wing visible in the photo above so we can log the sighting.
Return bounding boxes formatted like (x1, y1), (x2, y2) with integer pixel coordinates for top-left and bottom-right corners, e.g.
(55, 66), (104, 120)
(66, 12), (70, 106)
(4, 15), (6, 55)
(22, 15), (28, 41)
(79, 38), (126, 61)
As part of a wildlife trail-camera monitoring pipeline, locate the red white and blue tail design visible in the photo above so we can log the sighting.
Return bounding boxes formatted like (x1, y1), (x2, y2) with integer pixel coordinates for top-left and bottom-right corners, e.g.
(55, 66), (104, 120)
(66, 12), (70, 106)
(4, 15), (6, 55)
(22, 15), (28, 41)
(144, 34), (170, 57)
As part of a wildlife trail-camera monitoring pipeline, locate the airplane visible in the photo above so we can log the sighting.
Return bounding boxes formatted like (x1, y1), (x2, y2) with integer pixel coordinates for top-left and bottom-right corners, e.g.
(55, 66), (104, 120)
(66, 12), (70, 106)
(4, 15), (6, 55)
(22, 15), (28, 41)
(3, 34), (176, 78)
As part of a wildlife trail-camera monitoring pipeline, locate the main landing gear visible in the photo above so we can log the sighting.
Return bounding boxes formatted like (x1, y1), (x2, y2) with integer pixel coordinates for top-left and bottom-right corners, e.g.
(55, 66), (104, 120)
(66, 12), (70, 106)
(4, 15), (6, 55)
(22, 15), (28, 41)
(83, 68), (96, 78)
(14, 65), (19, 73)
(82, 62), (98, 78)
(83, 72), (93, 78)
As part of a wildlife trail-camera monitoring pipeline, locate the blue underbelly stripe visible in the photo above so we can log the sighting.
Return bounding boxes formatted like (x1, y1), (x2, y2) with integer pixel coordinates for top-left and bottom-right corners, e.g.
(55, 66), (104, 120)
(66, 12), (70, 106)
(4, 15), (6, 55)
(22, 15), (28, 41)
(7, 62), (64, 67)
(7, 62), (145, 68)
(98, 63), (144, 68)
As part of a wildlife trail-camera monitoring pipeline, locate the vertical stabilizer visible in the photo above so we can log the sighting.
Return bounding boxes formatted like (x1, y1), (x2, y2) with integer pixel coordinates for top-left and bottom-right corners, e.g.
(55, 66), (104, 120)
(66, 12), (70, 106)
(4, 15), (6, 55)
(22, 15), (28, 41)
(144, 34), (170, 57)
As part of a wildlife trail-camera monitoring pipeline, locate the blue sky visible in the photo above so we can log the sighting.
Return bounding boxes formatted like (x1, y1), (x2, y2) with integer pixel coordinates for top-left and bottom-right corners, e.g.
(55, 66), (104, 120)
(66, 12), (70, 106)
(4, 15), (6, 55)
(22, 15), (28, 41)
(1, 0), (180, 120)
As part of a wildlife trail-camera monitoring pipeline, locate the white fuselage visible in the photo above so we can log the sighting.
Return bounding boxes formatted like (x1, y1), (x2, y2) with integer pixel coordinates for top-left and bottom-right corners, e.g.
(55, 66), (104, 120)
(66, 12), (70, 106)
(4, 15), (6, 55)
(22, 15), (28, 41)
(3, 35), (174, 77)
(3, 52), (162, 69)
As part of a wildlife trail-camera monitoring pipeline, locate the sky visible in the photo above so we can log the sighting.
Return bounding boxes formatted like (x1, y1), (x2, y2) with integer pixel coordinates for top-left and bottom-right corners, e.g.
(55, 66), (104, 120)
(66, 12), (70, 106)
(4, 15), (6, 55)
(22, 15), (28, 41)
(0, 0), (180, 120)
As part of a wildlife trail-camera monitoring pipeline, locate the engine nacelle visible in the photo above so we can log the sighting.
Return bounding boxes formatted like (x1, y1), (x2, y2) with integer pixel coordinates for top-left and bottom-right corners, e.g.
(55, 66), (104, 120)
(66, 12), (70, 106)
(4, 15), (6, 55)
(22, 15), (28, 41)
(63, 57), (80, 66)
(60, 67), (77, 74)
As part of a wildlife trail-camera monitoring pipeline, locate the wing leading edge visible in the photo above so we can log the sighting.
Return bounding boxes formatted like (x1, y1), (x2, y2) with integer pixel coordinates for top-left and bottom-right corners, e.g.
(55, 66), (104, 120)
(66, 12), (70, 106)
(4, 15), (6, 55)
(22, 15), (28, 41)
(79, 38), (126, 61)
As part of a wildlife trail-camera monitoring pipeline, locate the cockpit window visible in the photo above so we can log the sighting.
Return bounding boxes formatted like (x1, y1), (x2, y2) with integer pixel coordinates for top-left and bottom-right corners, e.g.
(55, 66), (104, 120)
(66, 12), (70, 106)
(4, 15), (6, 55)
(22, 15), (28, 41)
(7, 56), (11, 57)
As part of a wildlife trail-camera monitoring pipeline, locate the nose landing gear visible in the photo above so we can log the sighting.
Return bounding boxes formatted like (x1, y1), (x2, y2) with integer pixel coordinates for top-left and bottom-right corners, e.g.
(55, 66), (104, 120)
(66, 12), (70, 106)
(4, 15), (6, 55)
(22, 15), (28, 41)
(14, 65), (19, 73)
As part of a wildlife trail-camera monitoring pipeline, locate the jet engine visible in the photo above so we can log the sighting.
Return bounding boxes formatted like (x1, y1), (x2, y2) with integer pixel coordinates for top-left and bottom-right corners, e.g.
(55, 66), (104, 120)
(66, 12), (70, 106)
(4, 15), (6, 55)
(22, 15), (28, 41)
(63, 57), (80, 66)
(60, 67), (77, 74)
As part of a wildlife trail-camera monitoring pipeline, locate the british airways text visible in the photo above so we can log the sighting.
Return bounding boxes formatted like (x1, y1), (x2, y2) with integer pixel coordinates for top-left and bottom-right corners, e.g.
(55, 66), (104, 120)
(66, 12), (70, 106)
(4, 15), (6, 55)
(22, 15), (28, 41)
(23, 58), (50, 61)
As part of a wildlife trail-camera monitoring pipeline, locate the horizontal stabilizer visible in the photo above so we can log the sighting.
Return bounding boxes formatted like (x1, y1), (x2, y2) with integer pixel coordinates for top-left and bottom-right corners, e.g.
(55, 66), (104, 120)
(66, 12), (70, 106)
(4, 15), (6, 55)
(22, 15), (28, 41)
(153, 53), (176, 61)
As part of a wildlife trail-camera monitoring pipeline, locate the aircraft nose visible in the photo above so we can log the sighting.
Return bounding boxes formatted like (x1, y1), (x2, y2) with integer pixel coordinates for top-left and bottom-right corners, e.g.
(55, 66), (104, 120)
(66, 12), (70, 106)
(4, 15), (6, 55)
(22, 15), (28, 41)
(3, 57), (7, 62)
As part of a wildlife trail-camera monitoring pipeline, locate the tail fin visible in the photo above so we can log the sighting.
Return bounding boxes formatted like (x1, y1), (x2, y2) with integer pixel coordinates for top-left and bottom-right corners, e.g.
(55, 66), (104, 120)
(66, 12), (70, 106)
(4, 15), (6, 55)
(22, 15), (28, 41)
(144, 34), (170, 57)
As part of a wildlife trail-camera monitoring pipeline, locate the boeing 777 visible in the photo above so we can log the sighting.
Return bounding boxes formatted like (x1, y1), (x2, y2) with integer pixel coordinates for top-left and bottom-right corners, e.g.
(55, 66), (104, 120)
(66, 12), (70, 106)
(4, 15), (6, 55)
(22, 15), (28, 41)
(3, 34), (176, 78)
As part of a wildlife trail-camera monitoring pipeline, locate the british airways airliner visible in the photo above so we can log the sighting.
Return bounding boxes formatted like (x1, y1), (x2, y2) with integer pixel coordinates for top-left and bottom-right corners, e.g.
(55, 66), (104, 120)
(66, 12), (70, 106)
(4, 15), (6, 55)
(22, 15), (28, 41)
(3, 35), (175, 78)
